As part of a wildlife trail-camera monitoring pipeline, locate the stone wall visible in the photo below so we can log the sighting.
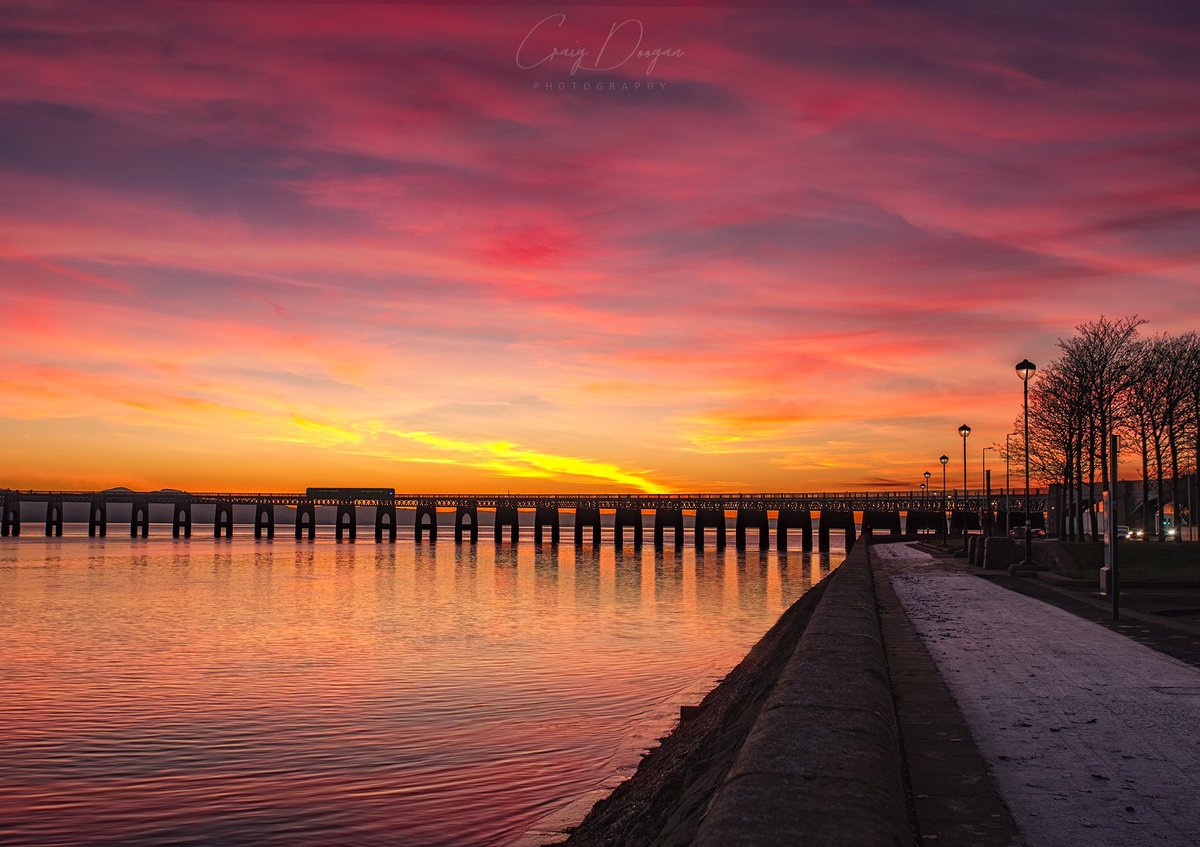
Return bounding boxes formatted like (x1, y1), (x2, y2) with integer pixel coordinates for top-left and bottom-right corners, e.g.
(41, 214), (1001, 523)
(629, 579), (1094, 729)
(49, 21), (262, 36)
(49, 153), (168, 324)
(693, 540), (911, 846)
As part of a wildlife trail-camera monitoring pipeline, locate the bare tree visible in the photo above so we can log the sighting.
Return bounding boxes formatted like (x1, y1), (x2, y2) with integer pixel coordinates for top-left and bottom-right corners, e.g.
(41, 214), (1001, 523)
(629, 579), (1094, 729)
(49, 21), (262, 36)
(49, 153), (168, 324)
(1054, 316), (1144, 540)
(1159, 334), (1197, 543)
(1019, 353), (1089, 539)
(1009, 316), (1199, 542)
(1122, 339), (1167, 539)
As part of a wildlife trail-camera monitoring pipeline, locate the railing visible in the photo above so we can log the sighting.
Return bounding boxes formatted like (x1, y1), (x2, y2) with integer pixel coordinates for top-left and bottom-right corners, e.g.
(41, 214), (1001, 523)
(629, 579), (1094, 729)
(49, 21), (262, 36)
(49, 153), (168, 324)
(0, 487), (1048, 509)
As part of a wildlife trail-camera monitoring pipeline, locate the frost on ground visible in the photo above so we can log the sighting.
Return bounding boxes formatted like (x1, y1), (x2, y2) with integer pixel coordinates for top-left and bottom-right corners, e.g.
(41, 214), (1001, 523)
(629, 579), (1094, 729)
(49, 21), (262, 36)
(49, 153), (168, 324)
(876, 542), (1200, 847)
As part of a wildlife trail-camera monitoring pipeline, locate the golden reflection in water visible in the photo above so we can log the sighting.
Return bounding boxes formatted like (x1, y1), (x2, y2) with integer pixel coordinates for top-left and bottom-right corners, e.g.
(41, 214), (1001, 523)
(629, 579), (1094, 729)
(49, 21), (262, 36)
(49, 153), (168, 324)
(0, 532), (842, 847)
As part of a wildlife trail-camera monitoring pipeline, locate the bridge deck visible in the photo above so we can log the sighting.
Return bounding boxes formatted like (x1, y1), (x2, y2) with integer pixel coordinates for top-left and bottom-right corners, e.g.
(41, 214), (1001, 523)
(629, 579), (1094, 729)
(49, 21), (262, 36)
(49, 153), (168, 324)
(1, 489), (1045, 510)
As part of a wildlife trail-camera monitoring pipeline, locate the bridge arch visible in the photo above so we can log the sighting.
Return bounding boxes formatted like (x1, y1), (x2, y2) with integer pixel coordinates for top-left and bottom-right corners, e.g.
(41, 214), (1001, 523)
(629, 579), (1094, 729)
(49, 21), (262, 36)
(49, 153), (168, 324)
(694, 508), (726, 551)
(376, 503), (397, 542)
(493, 502), (519, 544)
(903, 510), (944, 539)
(735, 508), (769, 550)
(130, 499), (149, 538)
(861, 510), (901, 541)
(776, 509), (812, 552)
(455, 504), (478, 544)
(336, 504), (357, 542)
(574, 505), (601, 546)
(0, 498), (16, 537)
(44, 501), (63, 537)
(88, 500), (107, 537)
(254, 502), (275, 540)
(614, 507), (643, 547)
(818, 510), (855, 552)
(214, 501), (234, 539)
(173, 502), (192, 538)
(415, 503), (437, 543)
(534, 505), (560, 544)
(654, 506), (683, 549)
(295, 502), (316, 540)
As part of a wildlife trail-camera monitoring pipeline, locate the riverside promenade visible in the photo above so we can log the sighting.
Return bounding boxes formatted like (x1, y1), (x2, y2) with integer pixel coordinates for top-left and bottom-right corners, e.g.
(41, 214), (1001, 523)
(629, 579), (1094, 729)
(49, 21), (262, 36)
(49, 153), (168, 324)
(876, 542), (1200, 847)
(559, 540), (1200, 846)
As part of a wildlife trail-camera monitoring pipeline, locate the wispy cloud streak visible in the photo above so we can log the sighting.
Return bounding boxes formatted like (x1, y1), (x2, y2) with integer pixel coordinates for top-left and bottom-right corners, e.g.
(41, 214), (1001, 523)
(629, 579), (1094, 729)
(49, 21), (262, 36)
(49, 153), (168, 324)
(0, 2), (1196, 490)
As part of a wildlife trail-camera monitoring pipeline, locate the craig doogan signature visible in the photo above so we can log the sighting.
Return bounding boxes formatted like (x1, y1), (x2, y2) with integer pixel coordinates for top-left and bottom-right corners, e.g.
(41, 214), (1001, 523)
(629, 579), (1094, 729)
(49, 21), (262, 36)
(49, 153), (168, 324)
(516, 13), (684, 76)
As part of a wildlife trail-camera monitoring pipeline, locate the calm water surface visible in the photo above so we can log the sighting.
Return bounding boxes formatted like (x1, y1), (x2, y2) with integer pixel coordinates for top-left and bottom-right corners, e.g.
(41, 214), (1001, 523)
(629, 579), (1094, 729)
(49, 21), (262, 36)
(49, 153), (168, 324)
(0, 530), (841, 846)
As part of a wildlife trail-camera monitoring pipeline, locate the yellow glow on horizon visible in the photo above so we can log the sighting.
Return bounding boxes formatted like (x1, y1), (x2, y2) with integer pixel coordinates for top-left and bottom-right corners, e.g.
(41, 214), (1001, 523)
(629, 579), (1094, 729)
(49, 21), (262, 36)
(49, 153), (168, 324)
(393, 430), (668, 493)
(289, 415), (365, 446)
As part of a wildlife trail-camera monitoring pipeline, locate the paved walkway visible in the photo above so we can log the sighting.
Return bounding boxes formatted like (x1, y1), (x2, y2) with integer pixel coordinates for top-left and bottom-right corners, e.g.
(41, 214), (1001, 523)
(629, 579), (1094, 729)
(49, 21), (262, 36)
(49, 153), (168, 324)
(876, 542), (1200, 847)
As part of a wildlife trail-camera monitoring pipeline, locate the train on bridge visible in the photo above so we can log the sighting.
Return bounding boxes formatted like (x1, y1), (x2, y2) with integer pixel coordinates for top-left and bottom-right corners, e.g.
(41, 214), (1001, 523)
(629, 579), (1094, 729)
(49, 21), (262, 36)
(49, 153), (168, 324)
(1, 487), (1048, 552)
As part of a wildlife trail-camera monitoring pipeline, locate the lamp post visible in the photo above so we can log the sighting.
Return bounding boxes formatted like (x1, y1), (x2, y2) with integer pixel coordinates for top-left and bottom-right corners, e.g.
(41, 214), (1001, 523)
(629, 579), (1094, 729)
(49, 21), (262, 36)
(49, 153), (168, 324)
(940, 454), (949, 546)
(1005, 433), (1012, 536)
(1016, 359), (1037, 566)
(958, 424), (971, 552)
(923, 471), (931, 508)
(983, 446), (997, 536)
(920, 482), (927, 505)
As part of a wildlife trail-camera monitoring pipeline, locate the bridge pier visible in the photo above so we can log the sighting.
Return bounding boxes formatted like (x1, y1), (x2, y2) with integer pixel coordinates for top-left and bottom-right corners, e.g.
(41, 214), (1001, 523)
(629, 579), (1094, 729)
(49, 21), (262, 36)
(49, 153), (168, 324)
(45, 500), (63, 537)
(254, 502), (275, 539)
(1007, 510), (1045, 530)
(88, 500), (106, 537)
(735, 508), (769, 550)
(494, 503), (519, 543)
(295, 502), (316, 540)
(861, 509), (901, 541)
(818, 510), (856, 552)
(0, 492), (1035, 550)
(949, 510), (981, 539)
(415, 503), (437, 542)
(654, 507), (684, 549)
(0, 498), (16, 537)
(903, 510), (942, 539)
(534, 505), (560, 544)
(694, 508), (726, 551)
(336, 504), (357, 542)
(573, 506), (601, 545)
(130, 499), (149, 538)
(375, 503), (397, 542)
(776, 509), (812, 552)
(614, 507), (643, 547)
(172, 502), (191, 538)
(455, 505), (478, 544)
(214, 501), (234, 538)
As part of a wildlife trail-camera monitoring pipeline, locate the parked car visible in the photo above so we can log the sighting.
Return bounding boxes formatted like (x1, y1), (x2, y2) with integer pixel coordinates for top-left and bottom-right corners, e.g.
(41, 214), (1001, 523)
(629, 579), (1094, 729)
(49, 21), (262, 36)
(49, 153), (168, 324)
(1009, 525), (1046, 539)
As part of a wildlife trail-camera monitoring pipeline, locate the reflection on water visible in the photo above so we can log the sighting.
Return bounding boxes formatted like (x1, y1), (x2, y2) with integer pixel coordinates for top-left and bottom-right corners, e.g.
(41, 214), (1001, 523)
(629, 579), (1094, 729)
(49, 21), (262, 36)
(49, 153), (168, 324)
(0, 532), (841, 846)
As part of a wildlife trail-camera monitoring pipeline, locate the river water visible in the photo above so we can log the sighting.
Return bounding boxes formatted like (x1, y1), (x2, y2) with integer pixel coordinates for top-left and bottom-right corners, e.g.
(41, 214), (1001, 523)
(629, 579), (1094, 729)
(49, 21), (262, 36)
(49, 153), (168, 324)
(0, 529), (840, 846)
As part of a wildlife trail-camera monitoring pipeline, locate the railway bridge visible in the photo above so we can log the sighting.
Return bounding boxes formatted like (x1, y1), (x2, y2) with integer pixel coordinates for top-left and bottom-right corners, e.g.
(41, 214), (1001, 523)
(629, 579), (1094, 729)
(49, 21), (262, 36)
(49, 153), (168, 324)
(1, 487), (1047, 552)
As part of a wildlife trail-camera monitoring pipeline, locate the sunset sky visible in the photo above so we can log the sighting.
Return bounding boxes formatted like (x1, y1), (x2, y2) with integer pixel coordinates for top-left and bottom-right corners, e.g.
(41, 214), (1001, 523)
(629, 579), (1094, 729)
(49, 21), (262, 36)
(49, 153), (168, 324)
(1, 1), (1197, 494)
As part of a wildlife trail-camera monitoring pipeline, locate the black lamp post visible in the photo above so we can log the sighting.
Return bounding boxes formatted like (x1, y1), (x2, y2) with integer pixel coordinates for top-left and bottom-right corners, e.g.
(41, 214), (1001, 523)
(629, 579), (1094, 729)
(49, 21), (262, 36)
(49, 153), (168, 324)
(1005, 433), (1012, 536)
(983, 446), (997, 535)
(939, 454), (949, 545)
(923, 470), (931, 504)
(1016, 359), (1037, 566)
(958, 424), (971, 551)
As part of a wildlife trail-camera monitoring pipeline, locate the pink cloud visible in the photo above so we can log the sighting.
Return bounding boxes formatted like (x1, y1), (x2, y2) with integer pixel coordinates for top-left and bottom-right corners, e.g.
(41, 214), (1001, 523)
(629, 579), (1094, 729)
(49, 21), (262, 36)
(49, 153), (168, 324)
(0, 3), (1196, 490)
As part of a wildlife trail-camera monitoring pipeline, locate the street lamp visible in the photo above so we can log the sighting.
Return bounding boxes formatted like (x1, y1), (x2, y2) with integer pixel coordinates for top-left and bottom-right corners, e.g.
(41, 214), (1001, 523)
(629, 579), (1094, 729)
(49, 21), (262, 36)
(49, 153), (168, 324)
(1016, 359), (1037, 567)
(983, 446), (998, 536)
(920, 482), (927, 505)
(940, 454), (949, 546)
(1005, 433), (1012, 536)
(923, 471), (931, 507)
(958, 424), (971, 552)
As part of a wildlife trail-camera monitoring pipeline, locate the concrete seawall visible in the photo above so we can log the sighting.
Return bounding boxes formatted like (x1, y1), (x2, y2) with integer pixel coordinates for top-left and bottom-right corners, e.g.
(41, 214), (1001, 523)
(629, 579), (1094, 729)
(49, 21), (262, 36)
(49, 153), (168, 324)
(694, 540), (911, 846)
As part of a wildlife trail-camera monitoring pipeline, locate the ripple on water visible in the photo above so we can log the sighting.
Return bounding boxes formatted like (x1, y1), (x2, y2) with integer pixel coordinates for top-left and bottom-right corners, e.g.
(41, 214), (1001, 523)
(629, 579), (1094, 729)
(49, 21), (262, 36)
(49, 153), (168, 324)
(0, 534), (840, 845)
